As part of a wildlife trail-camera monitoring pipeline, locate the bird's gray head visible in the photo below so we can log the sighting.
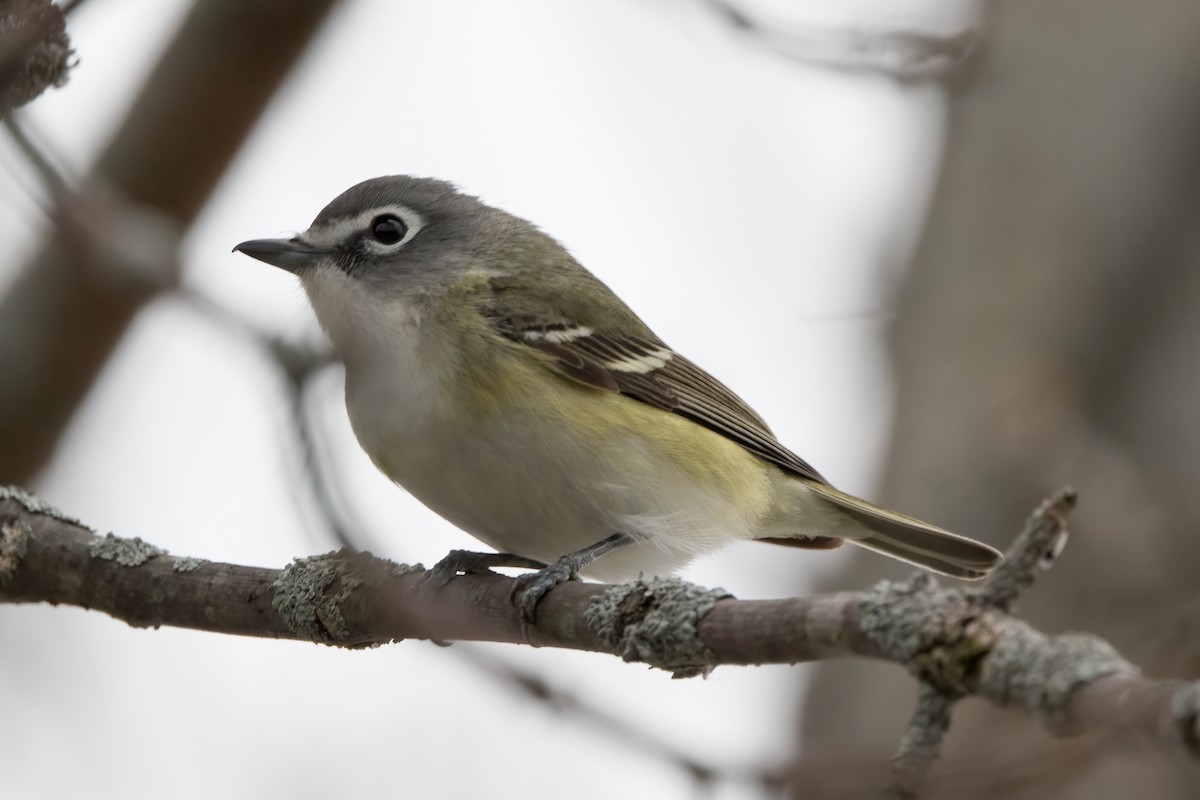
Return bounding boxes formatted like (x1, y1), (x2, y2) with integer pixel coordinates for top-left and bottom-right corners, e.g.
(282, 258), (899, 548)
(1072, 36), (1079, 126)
(234, 175), (534, 294)
(234, 176), (587, 359)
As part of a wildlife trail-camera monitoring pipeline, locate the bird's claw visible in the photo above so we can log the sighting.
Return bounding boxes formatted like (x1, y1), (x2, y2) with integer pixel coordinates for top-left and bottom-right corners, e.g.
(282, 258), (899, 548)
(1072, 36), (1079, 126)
(512, 559), (580, 624)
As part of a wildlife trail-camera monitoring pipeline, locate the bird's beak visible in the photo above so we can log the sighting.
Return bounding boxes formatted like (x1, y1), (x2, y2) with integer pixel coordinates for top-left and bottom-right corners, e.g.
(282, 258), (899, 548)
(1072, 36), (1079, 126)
(233, 237), (324, 273)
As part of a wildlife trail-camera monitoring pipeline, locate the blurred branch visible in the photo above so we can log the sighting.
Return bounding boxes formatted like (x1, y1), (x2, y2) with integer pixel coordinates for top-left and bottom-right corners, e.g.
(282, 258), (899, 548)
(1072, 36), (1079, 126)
(460, 645), (742, 792)
(0, 0), (338, 483)
(693, 0), (979, 82)
(795, 1), (1200, 793)
(0, 0), (74, 117)
(281, 347), (361, 549)
(4, 113), (67, 191)
(3, 484), (1198, 790)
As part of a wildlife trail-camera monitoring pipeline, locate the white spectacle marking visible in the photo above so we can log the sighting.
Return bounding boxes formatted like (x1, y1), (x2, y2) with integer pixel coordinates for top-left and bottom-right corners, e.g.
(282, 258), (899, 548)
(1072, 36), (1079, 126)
(601, 347), (673, 374)
(302, 204), (424, 251)
(522, 326), (594, 344)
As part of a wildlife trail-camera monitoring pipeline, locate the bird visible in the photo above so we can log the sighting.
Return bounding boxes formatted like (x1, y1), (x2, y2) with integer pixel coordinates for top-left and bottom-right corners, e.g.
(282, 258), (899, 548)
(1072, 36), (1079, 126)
(234, 175), (1002, 620)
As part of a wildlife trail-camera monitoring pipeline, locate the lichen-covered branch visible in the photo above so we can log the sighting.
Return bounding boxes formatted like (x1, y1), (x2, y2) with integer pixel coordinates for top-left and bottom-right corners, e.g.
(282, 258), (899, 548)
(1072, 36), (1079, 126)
(0, 0), (74, 117)
(1, 485), (1197, 782)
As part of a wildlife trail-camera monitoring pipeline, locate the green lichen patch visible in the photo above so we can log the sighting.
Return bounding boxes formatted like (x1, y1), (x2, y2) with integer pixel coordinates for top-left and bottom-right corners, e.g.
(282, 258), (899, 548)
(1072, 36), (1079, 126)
(0, 517), (32, 587)
(88, 533), (167, 567)
(272, 553), (359, 643)
(0, 485), (85, 528)
(585, 575), (731, 679)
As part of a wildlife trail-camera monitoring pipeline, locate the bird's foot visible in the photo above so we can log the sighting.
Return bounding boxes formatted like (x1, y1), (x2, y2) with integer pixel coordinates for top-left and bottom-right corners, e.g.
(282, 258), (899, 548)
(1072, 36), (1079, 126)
(512, 556), (584, 624)
(511, 532), (634, 623)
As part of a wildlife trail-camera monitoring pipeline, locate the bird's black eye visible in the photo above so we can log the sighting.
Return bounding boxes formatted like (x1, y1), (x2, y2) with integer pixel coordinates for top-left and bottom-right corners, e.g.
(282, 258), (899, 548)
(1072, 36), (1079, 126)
(370, 214), (408, 245)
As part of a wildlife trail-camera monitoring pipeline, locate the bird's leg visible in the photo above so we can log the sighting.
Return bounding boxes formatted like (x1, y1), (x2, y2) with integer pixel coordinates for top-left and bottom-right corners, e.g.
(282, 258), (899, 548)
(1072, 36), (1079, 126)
(514, 532), (634, 623)
(427, 549), (548, 585)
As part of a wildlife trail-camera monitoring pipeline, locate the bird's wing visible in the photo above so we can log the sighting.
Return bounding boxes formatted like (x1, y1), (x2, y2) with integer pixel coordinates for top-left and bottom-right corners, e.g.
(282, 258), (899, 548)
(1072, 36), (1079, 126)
(488, 314), (829, 485)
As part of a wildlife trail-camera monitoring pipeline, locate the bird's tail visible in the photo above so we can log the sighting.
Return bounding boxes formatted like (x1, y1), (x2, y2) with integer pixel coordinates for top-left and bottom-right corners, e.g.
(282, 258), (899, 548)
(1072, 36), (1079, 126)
(798, 482), (1002, 579)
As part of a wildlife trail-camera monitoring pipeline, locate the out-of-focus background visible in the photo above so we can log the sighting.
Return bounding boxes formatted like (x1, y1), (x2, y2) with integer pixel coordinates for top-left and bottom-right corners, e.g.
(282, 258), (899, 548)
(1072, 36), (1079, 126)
(3, 1), (1199, 798)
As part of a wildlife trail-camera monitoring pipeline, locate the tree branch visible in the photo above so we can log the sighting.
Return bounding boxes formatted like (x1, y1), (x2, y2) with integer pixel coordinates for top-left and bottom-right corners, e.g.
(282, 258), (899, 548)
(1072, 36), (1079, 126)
(2, 485), (1197, 789)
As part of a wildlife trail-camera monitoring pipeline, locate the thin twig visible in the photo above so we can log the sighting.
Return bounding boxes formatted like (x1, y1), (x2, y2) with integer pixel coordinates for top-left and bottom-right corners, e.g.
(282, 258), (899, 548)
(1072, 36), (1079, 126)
(3, 114), (68, 192)
(890, 684), (954, 799)
(692, 0), (979, 82)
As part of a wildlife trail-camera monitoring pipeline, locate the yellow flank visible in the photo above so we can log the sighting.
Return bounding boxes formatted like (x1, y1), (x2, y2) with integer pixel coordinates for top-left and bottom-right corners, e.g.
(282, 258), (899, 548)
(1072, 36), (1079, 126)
(453, 316), (778, 528)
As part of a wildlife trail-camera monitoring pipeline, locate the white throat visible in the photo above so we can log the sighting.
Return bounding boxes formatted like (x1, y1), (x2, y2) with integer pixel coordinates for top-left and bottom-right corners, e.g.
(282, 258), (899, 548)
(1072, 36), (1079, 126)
(298, 265), (454, 439)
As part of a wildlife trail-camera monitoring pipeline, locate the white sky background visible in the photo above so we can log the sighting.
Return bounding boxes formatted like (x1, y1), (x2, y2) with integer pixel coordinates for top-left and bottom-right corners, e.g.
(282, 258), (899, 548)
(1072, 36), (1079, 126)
(0, 1), (970, 798)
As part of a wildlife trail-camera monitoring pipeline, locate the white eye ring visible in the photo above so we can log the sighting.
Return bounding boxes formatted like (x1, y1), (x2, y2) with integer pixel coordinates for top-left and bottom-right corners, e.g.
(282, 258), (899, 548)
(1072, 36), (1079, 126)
(360, 205), (422, 253)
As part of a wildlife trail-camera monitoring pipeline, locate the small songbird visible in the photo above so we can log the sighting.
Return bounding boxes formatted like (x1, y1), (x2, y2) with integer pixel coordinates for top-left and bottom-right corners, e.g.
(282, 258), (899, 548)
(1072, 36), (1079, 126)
(235, 176), (1001, 619)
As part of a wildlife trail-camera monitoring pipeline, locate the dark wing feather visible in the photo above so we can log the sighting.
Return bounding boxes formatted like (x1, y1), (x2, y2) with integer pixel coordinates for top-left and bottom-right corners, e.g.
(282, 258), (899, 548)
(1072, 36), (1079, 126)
(493, 317), (829, 485)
